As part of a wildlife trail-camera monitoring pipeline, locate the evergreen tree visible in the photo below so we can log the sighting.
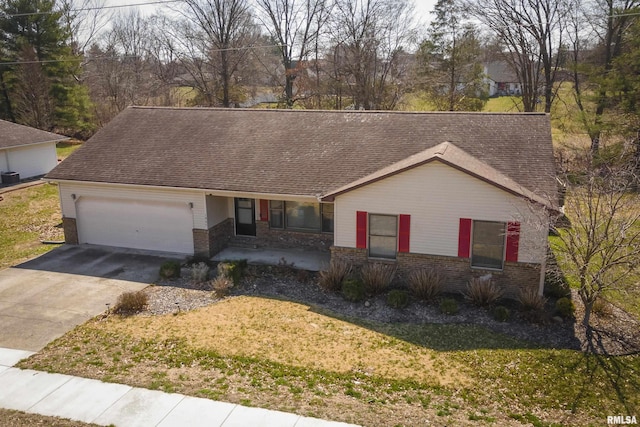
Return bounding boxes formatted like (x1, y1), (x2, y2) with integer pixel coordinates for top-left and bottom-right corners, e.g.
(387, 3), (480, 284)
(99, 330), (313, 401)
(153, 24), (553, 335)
(417, 0), (487, 111)
(0, 0), (93, 135)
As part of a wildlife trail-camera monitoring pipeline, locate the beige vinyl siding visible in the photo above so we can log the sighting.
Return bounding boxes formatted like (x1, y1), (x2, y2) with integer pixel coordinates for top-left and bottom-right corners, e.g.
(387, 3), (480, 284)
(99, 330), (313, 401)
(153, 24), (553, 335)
(334, 161), (548, 264)
(58, 182), (207, 229)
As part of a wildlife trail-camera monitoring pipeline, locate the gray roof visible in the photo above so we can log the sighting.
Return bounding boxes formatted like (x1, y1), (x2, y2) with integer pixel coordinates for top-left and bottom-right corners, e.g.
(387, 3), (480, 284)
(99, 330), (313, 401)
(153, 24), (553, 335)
(0, 120), (68, 149)
(47, 107), (557, 204)
(485, 61), (519, 83)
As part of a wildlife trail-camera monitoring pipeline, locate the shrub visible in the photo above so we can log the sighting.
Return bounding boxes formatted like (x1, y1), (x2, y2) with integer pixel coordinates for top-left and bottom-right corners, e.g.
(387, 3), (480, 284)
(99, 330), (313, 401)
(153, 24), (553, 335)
(217, 260), (247, 286)
(342, 278), (365, 302)
(318, 260), (352, 292)
(159, 260), (181, 279)
(491, 305), (510, 322)
(518, 287), (548, 311)
(593, 297), (613, 317)
(115, 291), (148, 314)
(464, 276), (503, 306)
(191, 262), (210, 283)
(544, 269), (570, 298)
(360, 263), (396, 295)
(386, 290), (410, 309)
(211, 276), (233, 297)
(555, 297), (575, 318)
(408, 268), (444, 301)
(439, 298), (459, 315)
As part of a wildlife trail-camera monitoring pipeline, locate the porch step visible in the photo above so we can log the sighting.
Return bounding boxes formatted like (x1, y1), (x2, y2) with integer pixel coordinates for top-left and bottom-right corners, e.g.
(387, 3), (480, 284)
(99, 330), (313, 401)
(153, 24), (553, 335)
(228, 238), (259, 249)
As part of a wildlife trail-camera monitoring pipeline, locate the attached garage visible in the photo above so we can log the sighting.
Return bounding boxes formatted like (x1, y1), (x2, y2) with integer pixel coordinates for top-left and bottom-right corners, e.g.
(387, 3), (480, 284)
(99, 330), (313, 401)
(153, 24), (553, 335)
(76, 197), (195, 254)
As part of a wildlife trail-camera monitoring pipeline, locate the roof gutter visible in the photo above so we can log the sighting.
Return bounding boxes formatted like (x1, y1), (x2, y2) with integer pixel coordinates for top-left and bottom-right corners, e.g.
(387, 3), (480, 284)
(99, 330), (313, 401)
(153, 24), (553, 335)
(1, 138), (69, 150)
(44, 179), (320, 202)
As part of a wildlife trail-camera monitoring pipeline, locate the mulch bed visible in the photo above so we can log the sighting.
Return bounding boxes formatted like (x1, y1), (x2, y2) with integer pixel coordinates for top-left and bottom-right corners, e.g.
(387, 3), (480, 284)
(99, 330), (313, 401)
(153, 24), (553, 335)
(140, 264), (640, 356)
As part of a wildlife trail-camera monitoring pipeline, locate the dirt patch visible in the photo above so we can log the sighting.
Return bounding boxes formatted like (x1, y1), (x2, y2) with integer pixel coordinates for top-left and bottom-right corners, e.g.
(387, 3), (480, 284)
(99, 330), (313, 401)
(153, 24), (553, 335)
(0, 409), (97, 427)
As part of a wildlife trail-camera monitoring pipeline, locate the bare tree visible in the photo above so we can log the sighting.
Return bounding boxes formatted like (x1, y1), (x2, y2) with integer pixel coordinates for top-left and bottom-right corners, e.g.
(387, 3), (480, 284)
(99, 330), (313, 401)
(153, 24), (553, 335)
(565, 0), (640, 153)
(329, 0), (416, 110)
(59, 0), (111, 54)
(466, 0), (568, 113)
(552, 156), (640, 327)
(254, 0), (329, 107)
(176, 0), (257, 107)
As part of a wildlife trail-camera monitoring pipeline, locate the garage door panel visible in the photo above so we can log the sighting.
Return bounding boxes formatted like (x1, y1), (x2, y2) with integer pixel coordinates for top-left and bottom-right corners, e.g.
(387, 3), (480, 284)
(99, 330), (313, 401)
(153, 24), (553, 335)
(76, 197), (194, 254)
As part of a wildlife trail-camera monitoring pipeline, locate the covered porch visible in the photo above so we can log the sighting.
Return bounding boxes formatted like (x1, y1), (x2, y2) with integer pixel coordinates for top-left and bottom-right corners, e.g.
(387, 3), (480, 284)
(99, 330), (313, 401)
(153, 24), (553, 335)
(212, 246), (331, 272)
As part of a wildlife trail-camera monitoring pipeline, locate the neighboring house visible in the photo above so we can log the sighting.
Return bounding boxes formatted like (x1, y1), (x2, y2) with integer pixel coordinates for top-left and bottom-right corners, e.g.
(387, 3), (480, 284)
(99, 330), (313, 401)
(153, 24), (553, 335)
(46, 107), (558, 296)
(0, 120), (68, 183)
(484, 61), (522, 97)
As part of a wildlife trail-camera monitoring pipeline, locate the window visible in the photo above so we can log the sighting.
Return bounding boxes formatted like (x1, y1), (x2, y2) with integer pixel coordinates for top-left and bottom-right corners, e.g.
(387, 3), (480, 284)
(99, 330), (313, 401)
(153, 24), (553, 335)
(286, 201), (321, 230)
(369, 214), (397, 259)
(471, 221), (505, 270)
(321, 203), (334, 233)
(269, 201), (334, 233)
(269, 201), (284, 229)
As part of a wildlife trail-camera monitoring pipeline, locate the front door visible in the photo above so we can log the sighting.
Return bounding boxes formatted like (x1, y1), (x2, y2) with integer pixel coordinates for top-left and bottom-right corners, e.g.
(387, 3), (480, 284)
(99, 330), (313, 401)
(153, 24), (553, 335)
(235, 198), (256, 236)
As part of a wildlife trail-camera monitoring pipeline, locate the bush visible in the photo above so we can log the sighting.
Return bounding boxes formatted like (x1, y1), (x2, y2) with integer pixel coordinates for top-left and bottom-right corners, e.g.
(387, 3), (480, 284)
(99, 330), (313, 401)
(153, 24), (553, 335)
(518, 287), (548, 311)
(439, 298), (459, 315)
(217, 260), (247, 286)
(491, 305), (510, 322)
(159, 260), (181, 279)
(360, 263), (396, 295)
(544, 268), (570, 298)
(114, 291), (148, 314)
(342, 278), (365, 302)
(211, 276), (233, 297)
(593, 297), (613, 317)
(464, 276), (503, 307)
(555, 297), (575, 318)
(191, 262), (210, 283)
(386, 290), (410, 309)
(318, 260), (352, 292)
(407, 268), (444, 301)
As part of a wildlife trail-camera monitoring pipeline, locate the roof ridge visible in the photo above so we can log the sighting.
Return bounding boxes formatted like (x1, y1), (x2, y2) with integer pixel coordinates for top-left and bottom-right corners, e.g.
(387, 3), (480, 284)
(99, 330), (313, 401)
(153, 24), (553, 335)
(127, 106), (547, 116)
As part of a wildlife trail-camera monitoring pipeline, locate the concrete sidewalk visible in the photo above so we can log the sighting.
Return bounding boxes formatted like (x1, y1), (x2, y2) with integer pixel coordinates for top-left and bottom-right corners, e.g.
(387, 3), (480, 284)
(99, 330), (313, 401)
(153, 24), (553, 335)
(0, 348), (359, 427)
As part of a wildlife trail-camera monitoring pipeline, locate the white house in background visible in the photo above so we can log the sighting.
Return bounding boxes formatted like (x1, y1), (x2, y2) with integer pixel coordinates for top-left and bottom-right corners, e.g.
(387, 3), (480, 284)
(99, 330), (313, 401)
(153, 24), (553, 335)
(46, 107), (558, 296)
(0, 119), (68, 183)
(484, 61), (523, 97)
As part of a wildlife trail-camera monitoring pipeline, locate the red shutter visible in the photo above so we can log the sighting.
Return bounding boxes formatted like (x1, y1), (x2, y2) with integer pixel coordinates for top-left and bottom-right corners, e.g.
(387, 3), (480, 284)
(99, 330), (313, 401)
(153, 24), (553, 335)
(505, 221), (520, 262)
(458, 218), (472, 258)
(259, 199), (269, 222)
(356, 211), (367, 249)
(398, 214), (411, 253)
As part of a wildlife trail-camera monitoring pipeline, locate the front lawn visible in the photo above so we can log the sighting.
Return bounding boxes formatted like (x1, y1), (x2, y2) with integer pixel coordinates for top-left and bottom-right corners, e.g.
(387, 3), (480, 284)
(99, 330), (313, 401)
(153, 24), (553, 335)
(21, 295), (639, 427)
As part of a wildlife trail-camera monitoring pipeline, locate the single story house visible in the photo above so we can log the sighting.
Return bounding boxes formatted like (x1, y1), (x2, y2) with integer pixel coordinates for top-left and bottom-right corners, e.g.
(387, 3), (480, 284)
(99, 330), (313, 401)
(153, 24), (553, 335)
(0, 120), (68, 183)
(484, 61), (522, 97)
(46, 107), (558, 296)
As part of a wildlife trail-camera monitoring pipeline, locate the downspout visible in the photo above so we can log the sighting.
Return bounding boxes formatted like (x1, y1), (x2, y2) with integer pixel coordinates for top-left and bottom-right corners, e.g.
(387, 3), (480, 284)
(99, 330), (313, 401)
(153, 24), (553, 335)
(538, 253), (547, 296)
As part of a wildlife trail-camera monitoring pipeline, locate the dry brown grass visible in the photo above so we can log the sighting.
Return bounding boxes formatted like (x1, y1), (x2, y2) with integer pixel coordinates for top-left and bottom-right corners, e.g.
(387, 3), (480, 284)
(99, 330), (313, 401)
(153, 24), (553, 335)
(109, 296), (462, 386)
(0, 408), (97, 426)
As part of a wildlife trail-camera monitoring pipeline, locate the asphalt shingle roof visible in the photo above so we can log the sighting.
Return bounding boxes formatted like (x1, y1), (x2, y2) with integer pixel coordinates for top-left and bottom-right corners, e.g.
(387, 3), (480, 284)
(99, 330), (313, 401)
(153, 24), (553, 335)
(0, 120), (68, 149)
(46, 107), (557, 203)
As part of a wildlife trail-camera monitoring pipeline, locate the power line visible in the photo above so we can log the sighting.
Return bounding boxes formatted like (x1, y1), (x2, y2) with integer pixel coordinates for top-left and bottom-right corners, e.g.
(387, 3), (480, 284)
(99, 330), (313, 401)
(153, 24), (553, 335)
(4, 0), (184, 18)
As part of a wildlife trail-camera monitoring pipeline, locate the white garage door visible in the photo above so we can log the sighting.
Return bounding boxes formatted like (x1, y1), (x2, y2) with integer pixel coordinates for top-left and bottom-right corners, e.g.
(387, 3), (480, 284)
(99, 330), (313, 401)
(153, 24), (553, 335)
(76, 197), (194, 254)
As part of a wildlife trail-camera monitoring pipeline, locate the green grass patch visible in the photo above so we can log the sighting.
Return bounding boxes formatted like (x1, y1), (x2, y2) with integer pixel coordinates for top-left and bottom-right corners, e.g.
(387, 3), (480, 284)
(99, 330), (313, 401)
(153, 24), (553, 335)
(0, 184), (63, 269)
(55, 141), (82, 160)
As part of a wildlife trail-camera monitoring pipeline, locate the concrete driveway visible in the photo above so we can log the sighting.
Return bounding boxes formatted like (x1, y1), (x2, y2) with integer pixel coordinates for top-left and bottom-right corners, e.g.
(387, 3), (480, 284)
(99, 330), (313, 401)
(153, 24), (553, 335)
(0, 245), (180, 351)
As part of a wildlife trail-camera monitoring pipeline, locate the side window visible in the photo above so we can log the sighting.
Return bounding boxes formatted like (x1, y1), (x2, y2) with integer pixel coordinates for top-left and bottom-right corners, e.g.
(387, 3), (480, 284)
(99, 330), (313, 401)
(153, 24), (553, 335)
(471, 220), (505, 270)
(321, 203), (334, 233)
(269, 201), (284, 229)
(369, 214), (397, 259)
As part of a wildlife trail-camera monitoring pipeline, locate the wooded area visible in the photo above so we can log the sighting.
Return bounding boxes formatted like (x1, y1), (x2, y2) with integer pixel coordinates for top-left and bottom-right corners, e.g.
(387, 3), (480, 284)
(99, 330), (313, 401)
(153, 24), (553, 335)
(0, 0), (639, 152)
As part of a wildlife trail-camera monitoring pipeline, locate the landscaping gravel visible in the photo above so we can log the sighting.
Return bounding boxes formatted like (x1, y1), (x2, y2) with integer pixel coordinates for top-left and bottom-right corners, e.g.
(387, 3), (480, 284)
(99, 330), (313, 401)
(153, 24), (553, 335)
(142, 263), (640, 356)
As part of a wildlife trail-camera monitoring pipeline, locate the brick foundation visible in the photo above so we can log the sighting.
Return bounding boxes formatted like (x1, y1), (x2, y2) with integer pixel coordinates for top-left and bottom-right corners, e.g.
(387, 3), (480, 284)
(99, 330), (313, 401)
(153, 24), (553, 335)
(209, 218), (234, 255)
(253, 222), (333, 252)
(330, 246), (541, 299)
(62, 217), (78, 245)
(193, 229), (210, 257)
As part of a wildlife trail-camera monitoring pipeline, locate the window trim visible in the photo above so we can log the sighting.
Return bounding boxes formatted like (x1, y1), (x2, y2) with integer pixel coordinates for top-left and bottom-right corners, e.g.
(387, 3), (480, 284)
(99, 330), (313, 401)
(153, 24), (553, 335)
(368, 213), (398, 260)
(470, 220), (506, 271)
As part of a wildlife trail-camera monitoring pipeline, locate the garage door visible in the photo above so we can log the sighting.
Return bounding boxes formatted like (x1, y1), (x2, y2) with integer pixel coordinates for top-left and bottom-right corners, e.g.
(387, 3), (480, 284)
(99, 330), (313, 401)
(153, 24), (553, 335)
(76, 197), (194, 254)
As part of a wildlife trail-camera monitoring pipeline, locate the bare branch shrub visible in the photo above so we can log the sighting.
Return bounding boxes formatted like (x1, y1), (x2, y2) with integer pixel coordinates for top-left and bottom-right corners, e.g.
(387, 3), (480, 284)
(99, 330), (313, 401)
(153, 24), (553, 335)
(360, 263), (396, 295)
(408, 268), (444, 301)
